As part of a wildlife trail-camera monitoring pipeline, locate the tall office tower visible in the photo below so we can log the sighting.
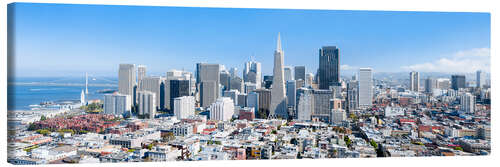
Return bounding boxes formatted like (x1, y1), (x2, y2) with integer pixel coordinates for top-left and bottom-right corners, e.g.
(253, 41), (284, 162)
(138, 91), (156, 119)
(170, 80), (190, 112)
(223, 89), (239, 106)
(230, 76), (244, 92)
(85, 72), (88, 94)
(141, 76), (162, 110)
(104, 93), (132, 117)
(165, 70), (194, 109)
(263, 76), (273, 89)
(80, 90), (86, 106)
(437, 78), (451, 89)
(347, 80), (359, 111)
(244, 61), (262, 89)
(305, 73), (314, 87)
(173, 96), (195, 120)
(409, 71), (420, 92)
(312, 89), (333, 121)
(284, 66), (293, 81)
(476, 70), (485, 88)
(270, 33), (288, 119)
(286, 80), (296, 108)
(318, 46), (340, 89)
(137, 65), (147, 90)
(296, 88), (313, 121)
(200, 81), (217, 108)
(254, 89), (271, 119)
(294, 66), (306, 81)
(358, 68), (373, 107)
(196, 63), (221, 107)
(229, 67), (238, 78)
(451, 75), (466, 90)
(220, 70), (231, 91)
(160, 81), (166, 110)
(247, 92), (259, 114)
(460, 93), (475, 114)
(209, 97), (235, 121)
(118, 64), (136, 97)
(425, 77), (436, 93)
(237, 93), (247, 107)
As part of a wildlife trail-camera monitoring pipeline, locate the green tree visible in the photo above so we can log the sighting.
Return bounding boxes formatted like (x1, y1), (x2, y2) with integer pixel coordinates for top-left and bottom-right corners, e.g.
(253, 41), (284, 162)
(40, 115), (47, 121)
(27, 123), (37, 131)
(370, 139), (378, 149)
(344, 136), (352, 147)
(36, 129), (51, 136)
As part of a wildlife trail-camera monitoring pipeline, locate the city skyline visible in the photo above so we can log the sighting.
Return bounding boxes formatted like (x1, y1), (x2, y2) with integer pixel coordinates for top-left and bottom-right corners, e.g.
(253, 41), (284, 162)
(7, 3), (492, 164)
(9, 3), (490, 77)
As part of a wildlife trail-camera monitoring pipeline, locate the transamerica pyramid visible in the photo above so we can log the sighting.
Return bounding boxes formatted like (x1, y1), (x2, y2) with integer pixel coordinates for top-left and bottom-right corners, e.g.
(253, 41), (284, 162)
(269, 33), (288, 119)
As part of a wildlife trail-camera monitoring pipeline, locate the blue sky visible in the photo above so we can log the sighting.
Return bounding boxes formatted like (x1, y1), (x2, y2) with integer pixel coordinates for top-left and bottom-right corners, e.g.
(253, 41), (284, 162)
(9, 3), (490, 77)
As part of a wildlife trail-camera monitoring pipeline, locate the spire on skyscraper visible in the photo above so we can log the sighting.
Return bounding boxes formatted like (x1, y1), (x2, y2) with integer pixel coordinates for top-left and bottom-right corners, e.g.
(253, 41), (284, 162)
(276, 32), (282, 51)
(270, 32), (287, 119)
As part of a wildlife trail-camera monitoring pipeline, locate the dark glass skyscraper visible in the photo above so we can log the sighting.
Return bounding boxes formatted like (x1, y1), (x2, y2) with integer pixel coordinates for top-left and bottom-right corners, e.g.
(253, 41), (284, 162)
(318, 46), (340, 90)
(451, 75), (466, 90)
(294, 66), (306, 81)
(170, 80), (190, 111)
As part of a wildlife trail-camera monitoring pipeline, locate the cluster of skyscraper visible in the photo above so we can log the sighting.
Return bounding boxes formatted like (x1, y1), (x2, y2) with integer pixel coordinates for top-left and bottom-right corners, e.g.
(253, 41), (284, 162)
(101, 33), (382, 124)
(408, 70), (488, 114)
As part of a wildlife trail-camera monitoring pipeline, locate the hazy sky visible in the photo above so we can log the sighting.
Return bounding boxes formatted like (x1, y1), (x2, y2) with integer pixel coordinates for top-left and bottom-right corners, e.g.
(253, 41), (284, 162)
(9, 3), (490, 77)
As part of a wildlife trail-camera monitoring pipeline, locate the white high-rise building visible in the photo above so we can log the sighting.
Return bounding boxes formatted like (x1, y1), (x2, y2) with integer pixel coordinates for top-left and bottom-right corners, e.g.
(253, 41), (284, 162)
(80, 90), (86, 106)
(358, 68), (373, 107)
(141, 76), (162, 109)
(137, 65), (147, 90)
(270, 33), (288, 119)
(410, 71), (420, 92)
(173, 96), (195, 120)
(118, 64), (136, 97)
(347, 80), (359, 111)
(138, 91), (156, 119)
(460, 93), (475, 114)
(209, 97), (235, 121)
(305, 73), (314, 87)
(284, 66), (293, 81)
(103, 93), (131, 117)
(476, 70), (485, 88)
(244, 61), (262, 89)
(297, 88), (313, 121)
